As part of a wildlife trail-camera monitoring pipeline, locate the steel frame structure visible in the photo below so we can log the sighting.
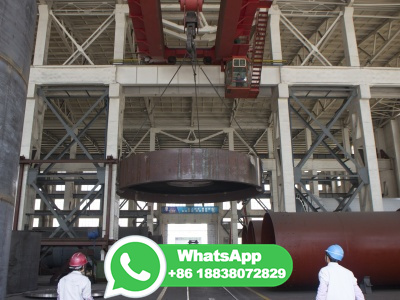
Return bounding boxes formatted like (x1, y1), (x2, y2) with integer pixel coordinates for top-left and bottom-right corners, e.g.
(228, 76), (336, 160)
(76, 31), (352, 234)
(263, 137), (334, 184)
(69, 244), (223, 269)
(289, 87), (366, 212)
(14, 0), (400, 247)
(14, 89), (117, 244)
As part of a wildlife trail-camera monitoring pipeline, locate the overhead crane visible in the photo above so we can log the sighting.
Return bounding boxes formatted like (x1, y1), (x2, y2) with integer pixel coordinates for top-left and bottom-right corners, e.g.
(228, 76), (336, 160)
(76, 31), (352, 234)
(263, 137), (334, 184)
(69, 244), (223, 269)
(127, 0), (273, 98)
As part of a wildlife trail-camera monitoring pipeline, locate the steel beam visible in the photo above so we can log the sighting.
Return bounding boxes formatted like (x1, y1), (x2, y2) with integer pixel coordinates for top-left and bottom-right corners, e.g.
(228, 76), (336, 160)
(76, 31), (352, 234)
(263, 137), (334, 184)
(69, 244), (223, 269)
(49, 11), (94, 65)
(40, 90), (108, 164)
(280, 14), (332, 66)
(367, 27), (400, 66)
(128, 0), (165, 61)
(288, 87), (373, 212)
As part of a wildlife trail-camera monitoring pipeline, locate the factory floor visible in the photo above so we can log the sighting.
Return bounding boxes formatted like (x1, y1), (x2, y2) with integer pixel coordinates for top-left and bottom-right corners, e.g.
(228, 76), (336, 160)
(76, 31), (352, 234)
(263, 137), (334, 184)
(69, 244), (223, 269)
(5, 277), (400, 300)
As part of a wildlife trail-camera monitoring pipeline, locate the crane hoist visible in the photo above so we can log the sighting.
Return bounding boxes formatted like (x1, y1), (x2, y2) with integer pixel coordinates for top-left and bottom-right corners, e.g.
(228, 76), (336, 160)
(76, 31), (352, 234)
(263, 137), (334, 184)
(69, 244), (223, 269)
(127, 0), (273, 98)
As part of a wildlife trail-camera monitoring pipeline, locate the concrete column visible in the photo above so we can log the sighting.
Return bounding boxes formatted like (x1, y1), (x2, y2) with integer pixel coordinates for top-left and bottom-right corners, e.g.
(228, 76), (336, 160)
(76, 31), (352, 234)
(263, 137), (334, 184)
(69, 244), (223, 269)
(227, 128), (234, 151)
(63, 129), (78, 211)
(270, 169), (279, 211)
(113, 4), (128, 61)
(103, 83), (125, 239)
(272, 84), (296, 212)
(128, 200), (137, 227)
(20, 84), (45, 160)
(147, 126), (155, 235)
(267, 127), (279, 211)
(389, 120), (400, 196)
(216, 202), (225, 244)
(342, 7), (360, 67)
(154, 203), (161, 235)
(305, 128), (313, 156)
(342, 125), (352, 154)
(331, 171), (337, 194)
(374, 127), (387, 158)
(312, 170), (320, 197)
(228, 129), (238, 244)
(267, 127), (274, 158)
(18, 84), (46, 229)
(341, 124), (352, 192)
(150, 128), (156, 152)
(147, 204), (154, 235)
(350, 85), (383, 211)
(306, 128), (319, 198)
(147, 127), (155, 233)
(33, 5), (52, 65)
(268, 5), (283, 63)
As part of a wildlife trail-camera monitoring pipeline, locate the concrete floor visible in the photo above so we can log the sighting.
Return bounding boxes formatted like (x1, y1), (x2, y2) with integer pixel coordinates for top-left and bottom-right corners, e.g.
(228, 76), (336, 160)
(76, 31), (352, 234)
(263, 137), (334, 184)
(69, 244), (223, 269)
(5, 277), (400, 300)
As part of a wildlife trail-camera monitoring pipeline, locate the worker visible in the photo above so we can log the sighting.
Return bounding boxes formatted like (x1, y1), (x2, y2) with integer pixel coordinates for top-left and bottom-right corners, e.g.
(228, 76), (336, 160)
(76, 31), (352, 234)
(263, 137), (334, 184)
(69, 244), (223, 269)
(57, 252), (93, 300)
(316, 244), (364, 300)
(235, 73), (244, 87)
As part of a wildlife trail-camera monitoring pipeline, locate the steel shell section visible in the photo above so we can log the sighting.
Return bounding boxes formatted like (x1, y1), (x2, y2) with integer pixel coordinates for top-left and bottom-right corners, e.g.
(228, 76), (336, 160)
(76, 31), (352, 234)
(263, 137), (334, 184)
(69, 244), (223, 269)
(117, 148), (262, 203)
(257, 212), (400, 287)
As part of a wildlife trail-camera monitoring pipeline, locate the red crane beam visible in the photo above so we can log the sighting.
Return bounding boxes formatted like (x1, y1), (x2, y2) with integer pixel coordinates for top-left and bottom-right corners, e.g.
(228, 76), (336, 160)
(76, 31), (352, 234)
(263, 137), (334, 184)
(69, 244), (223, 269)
(215, 0), (272, 63)
(214, 0), (243, 62)
(128, 0), (165, 62)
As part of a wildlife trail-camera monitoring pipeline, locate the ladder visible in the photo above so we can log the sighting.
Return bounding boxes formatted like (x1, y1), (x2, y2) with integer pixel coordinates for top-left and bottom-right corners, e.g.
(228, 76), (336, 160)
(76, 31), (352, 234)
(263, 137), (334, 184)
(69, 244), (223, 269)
(250, 10), (269, 95)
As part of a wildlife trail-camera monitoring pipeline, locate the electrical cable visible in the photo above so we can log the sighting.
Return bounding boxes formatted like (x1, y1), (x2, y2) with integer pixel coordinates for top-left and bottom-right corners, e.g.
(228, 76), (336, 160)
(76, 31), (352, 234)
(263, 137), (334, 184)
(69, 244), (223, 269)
(126, 54), (189, 157)
(191, 58), (201, 148)
(198, 66), (260, 157)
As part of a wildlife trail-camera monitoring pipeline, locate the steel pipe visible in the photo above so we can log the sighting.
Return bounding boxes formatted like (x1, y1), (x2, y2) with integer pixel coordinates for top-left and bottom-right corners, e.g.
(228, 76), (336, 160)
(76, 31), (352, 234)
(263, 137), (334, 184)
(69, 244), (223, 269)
(261, 212), (400, 287)
(0, 0), (37, 297)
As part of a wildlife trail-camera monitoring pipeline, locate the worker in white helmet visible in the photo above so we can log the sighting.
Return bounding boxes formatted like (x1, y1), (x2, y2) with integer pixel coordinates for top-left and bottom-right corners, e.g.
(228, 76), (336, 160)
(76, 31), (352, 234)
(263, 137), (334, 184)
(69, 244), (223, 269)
(57, 252), (93, 300)
(316, 244), (364, 300)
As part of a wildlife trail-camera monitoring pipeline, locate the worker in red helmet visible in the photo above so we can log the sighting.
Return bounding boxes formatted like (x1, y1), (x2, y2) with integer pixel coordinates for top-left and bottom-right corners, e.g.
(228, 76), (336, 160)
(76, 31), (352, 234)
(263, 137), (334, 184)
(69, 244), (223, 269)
(57, 252), (93, 300)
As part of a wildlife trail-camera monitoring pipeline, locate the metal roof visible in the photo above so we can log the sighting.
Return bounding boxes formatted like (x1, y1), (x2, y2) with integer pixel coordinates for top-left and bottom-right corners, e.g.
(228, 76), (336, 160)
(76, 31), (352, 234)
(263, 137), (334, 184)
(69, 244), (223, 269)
(36, 0), (400, 157)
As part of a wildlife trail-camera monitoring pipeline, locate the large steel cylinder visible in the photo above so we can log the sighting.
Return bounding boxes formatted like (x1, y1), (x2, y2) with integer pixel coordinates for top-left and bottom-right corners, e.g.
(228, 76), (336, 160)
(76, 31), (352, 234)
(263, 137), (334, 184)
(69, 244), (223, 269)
(241, 225), (248, 244)
(0, 0), (37, 297)
(262, 212), (400, 287)
(247, 220), (263, 244)
(118, 149), (262, 203)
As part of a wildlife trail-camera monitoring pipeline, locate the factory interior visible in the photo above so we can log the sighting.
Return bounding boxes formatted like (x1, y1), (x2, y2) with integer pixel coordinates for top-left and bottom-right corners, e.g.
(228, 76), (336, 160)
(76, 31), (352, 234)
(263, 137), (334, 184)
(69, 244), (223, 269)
(1, 0), (400, 299)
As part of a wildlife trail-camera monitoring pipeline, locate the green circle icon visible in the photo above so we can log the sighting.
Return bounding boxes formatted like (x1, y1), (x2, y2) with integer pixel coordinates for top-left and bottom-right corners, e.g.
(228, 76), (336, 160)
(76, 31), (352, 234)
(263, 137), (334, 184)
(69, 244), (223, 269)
(104, 235), (166, 298)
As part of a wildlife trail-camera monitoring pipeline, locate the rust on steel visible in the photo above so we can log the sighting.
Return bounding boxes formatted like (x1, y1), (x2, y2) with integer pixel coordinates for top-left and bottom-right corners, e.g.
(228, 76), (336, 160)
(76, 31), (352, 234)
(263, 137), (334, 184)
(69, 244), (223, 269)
(241, 225), (248, 244)
(118, 148), (262, 203)
(260, 212), (400, 287)
(247, 220), (263, 244)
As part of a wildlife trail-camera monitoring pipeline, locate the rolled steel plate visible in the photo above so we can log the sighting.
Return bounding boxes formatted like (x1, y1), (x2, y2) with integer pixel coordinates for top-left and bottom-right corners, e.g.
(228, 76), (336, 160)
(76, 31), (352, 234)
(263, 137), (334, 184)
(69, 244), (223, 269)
(118, 149), (262, 203)
(24, 289), (104, 298)
(241, 225), (248, 244)
(262, 212), (400, 287)
(247, 220), (263, 244)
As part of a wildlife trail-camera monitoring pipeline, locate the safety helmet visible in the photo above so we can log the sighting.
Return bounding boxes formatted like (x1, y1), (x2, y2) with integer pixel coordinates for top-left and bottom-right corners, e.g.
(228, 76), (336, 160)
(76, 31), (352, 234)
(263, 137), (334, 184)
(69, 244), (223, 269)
(325, 244), (344, 261)
(69, 252), (88, 268)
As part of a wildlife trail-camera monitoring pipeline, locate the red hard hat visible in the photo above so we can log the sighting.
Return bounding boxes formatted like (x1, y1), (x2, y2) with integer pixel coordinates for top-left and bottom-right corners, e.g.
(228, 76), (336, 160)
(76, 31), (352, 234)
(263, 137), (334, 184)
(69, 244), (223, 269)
(69, 252), (88, 267)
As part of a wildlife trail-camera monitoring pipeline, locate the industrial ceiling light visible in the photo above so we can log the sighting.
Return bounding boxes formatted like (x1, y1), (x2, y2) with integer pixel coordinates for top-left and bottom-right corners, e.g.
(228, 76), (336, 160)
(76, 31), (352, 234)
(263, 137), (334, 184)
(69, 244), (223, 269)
(117, 148), (262, 203)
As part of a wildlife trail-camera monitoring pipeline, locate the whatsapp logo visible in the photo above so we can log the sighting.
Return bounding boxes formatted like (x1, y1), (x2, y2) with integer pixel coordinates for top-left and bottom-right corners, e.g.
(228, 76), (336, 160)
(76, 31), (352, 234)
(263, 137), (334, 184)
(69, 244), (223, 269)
(104, 235), (166, 298)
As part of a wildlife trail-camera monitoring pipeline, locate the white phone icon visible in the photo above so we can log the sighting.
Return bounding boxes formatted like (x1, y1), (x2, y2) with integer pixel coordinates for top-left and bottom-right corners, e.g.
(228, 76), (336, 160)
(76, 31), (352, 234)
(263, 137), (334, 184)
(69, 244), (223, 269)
(120, 253), (151, 281)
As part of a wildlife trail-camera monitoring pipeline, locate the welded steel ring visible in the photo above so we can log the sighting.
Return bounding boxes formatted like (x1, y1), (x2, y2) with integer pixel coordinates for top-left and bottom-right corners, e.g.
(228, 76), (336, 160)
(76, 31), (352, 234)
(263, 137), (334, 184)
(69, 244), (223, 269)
(117, 148), (262, 203)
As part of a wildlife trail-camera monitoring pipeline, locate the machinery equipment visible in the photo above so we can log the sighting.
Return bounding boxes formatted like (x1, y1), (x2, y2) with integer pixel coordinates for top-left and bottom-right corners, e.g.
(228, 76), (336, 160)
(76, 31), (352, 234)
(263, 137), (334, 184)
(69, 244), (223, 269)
(117, 148), (263, 203)
(127, 0), (273, 98)
(244, 212), (400, 287)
